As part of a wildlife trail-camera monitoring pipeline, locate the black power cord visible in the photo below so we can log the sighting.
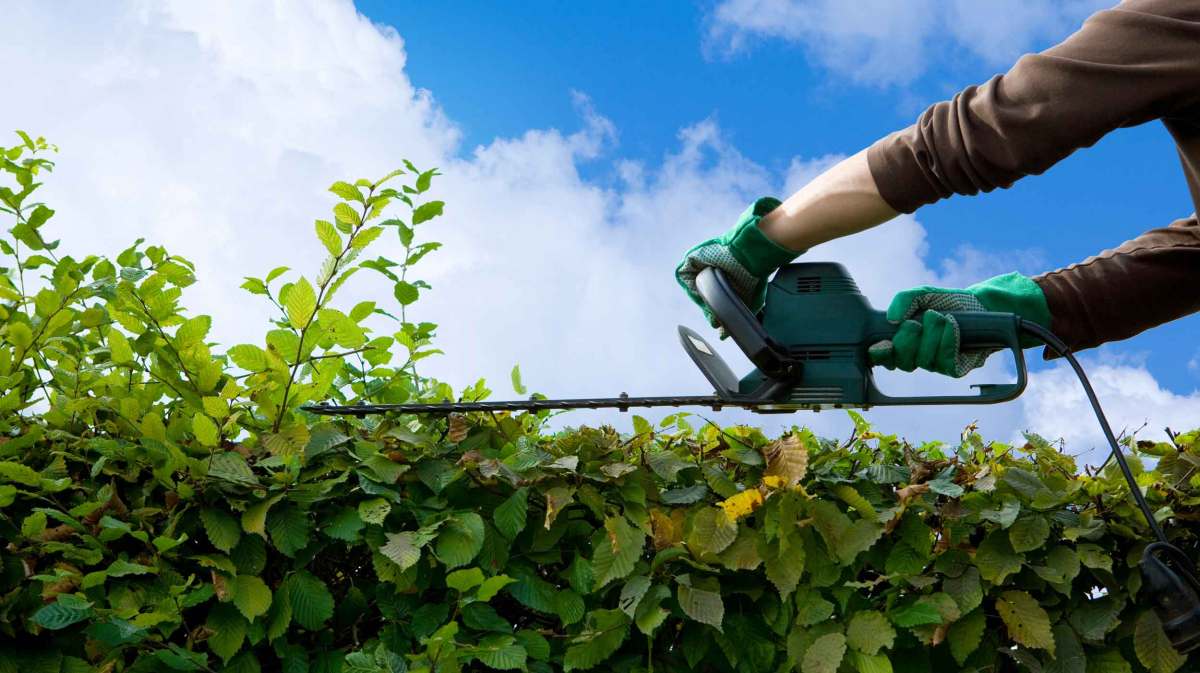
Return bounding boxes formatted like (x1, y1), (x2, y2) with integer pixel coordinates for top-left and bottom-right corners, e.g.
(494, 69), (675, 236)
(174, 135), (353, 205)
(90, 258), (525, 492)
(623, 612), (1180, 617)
(1018, 319), (1200, 653)
(1017, 320), (1168, 544)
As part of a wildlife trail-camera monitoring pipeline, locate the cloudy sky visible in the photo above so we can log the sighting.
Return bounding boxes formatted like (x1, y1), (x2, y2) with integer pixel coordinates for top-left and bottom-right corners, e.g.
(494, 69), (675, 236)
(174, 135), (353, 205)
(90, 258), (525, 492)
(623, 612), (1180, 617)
(4, 0), (1198, 463)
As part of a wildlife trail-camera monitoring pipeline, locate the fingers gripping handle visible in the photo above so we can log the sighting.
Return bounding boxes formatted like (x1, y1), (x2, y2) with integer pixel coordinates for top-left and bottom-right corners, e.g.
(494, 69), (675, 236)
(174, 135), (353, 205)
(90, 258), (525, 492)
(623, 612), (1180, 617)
(867, 312), (1028, 405)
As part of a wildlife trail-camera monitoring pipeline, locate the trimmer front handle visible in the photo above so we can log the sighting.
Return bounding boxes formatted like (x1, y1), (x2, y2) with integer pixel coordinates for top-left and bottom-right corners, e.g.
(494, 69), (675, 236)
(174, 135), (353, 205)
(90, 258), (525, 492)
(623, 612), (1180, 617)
(864, 311), (1028, 406)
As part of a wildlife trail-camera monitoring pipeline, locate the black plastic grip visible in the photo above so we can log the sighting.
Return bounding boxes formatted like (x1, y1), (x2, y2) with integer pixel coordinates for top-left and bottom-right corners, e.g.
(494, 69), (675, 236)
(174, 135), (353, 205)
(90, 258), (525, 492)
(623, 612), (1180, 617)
(694, 267), (793, 379)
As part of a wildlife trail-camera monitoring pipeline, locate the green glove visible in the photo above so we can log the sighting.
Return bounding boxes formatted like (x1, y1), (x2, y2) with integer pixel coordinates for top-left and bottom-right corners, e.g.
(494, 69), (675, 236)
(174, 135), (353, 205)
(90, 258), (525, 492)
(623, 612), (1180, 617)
(675, 197), (803, 328)
(867, 272), (1052, 377)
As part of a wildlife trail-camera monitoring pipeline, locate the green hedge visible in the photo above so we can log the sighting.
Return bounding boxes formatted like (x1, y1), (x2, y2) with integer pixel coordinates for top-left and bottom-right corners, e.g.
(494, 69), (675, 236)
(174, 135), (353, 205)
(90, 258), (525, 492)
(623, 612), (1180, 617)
(1, 132), (1198, 673)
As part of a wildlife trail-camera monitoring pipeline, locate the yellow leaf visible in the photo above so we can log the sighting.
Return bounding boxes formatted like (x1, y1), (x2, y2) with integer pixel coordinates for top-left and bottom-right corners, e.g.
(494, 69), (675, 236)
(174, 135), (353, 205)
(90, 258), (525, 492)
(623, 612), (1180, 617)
(718, 490), (764, 521)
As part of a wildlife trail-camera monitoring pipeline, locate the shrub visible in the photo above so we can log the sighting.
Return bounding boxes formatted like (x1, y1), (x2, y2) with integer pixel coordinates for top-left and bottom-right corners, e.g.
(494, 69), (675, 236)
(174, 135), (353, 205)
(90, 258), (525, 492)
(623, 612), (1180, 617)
(0, 132), (1198, 673)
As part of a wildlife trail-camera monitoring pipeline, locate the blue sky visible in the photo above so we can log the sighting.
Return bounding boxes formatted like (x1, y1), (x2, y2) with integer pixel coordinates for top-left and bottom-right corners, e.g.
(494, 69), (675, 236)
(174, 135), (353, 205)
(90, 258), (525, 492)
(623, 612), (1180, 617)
(4, 0), (1197, 455)
(366, 0), (1198, 393)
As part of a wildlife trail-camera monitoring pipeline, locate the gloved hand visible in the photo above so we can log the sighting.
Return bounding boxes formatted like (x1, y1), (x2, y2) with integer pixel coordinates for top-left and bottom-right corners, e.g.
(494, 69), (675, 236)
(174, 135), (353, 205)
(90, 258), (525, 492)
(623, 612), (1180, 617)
(676, 197), (804, 328)
(868, 272), (1052, 377)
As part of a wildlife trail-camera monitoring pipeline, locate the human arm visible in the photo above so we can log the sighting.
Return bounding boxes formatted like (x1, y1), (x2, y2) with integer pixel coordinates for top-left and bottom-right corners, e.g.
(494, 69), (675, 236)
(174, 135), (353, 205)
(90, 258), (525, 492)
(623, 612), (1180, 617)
(759, 0), (1200, 247)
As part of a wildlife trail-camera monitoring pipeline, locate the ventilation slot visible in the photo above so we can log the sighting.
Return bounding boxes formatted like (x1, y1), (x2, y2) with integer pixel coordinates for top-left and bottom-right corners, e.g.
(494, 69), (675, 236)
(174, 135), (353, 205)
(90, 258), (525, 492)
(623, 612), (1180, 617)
(795, 276), (822, 293)
(787, 386), (843, 402)
(788, 348), (854, 361)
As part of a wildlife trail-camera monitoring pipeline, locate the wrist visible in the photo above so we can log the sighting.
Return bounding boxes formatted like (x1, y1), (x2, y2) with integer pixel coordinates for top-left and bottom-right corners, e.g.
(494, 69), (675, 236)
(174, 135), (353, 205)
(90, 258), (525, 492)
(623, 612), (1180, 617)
(729, 197), (804, 277)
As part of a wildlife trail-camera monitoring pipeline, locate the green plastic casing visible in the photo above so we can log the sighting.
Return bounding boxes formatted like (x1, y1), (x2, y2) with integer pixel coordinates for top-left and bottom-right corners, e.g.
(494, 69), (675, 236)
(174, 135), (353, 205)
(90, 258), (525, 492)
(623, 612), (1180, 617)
(709, 262), (1028, 409)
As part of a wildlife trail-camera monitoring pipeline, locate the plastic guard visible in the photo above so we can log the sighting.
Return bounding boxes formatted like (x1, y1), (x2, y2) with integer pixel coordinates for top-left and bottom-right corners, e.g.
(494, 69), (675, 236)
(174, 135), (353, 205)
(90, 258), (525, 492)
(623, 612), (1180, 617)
(1142, 542), (1200, 653)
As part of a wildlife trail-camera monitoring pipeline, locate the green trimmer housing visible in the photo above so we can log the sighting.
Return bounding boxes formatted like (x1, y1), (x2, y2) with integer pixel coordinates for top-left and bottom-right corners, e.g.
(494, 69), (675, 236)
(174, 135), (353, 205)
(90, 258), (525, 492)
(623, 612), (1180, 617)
(678, 262), (1028, 411)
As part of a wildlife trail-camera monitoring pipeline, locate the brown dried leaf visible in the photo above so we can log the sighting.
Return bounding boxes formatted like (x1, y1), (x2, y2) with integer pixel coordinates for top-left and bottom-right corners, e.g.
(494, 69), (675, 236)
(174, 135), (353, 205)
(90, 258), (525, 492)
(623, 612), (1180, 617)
(544, 486), (576, 530)
(896, 482), (930, 505)
(40, 524), (75, 542)
(448, 413), (469, 443)
(212, 571), (231, 601)
(762, 432), (809, 488)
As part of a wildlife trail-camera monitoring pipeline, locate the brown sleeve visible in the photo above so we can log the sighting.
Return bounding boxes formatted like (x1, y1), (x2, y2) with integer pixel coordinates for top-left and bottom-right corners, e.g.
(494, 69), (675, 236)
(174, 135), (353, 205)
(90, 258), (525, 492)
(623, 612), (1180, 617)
(1032, 215), (1200, 353)
(867, 0), (1200, 214)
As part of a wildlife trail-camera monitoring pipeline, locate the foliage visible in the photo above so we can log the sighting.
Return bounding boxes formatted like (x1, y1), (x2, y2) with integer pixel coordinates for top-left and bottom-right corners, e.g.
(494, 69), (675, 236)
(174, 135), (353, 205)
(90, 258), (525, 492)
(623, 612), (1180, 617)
(1, 131), (1199, 673)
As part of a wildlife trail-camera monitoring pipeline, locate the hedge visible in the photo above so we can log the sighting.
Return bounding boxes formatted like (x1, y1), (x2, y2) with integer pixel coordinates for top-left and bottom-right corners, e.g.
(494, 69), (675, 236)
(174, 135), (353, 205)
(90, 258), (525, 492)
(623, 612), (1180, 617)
(0, 131), (1198, 673)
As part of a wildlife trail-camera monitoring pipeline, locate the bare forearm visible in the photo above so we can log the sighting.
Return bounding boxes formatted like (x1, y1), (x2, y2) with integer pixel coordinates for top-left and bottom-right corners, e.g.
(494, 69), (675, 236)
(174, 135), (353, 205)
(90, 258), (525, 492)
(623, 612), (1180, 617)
(757, 149), (898, 251)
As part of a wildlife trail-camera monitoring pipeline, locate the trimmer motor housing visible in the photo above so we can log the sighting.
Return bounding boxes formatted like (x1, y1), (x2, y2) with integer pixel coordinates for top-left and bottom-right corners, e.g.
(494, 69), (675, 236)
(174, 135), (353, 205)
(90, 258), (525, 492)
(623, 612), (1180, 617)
(679, 262), (1028, 410)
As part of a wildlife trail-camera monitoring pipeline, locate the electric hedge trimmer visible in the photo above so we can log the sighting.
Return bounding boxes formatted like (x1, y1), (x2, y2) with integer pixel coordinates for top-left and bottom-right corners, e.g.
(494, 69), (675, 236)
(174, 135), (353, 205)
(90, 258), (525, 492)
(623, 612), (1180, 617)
(305, 261), (1200, 653)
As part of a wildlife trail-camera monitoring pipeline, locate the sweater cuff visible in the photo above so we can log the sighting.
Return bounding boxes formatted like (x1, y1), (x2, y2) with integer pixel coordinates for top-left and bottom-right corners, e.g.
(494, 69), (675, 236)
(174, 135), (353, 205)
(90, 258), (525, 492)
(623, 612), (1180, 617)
(867, 128), (944, 215)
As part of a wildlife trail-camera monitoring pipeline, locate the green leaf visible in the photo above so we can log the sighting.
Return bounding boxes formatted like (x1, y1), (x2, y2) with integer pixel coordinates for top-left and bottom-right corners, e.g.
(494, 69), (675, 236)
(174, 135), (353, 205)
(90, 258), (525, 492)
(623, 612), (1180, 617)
(848, 652), (893, 673)
(1086, 649), (1132, 673)
(1077, 543), (1113, 573)
(208, 451), (258, 486)
(241, 494), (282, 537)
(493, 488), (528, 540)
(974, 529), (1024, 583)
(107, 559), (156, 576)
(555, 590), (586, 625)
(948, 609), (986, 665)
(283, 570), (334, 630)
(633, 585), (671, 636)
(266, 506), (312, 557)
(563, 609), (631, 672)
(846, 611), (895, 656)
(647, 450), (694, 483)
(1046, 622), (1086, 673)
(315, 219), (342, 256)
(393, 280), (419, 305)
(412, 200), (444, 225)
(1070, 596), (1123, 642)
(329, 182), (363, 202)
(285, 277), (317, 329)
(943, 566), (983, 614)
(175, 315), (211, 346)
(677, 575), (724, 630)
(201, 508), (241, 552)
(592, 516), (644, 588)
(889, 601), (943, 628)
(510, 364), (527, 395)
(109, 329), (133, 363)
(761, 532), (805, 599)
(334, 202), (361, 226)
(380, 531), (427, 571)
(231, 575), (272, 621)
(192, 412), (220, 447)
(0, 460), (41, 486)
(323, 507), (364, 541)
(435, 512), (485, 569)
(1009, 515), (1050, 553)
(206, 603), (247, 661)
(358, 498), (392, 526)
(474, 634), (527, 670)
(350, 226), (383, 252)
(463, 602), (513, 633)
(477, 575), (517, 602)
(1134, 610), (1186, 673)
(33, 599), (93, 630)
(446, 567), (485, 593)
(996, 590), (1055, 652)
(802, 633), (847, 673)
(227, 344), (267, 371)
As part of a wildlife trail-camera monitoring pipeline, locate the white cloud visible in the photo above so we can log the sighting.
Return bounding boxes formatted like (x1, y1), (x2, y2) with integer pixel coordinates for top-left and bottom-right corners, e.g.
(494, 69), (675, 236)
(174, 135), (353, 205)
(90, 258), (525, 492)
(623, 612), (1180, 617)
(708, 0), (1114, 86)
(0, 0), (1186, 468)
(1021, 357), (1200, 465)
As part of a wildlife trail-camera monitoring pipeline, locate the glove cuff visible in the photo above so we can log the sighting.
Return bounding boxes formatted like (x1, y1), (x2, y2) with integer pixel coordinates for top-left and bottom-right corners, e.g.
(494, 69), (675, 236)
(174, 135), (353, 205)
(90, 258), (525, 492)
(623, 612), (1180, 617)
(728, 197), (804, 278)
(968, 272), (1053, 347)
